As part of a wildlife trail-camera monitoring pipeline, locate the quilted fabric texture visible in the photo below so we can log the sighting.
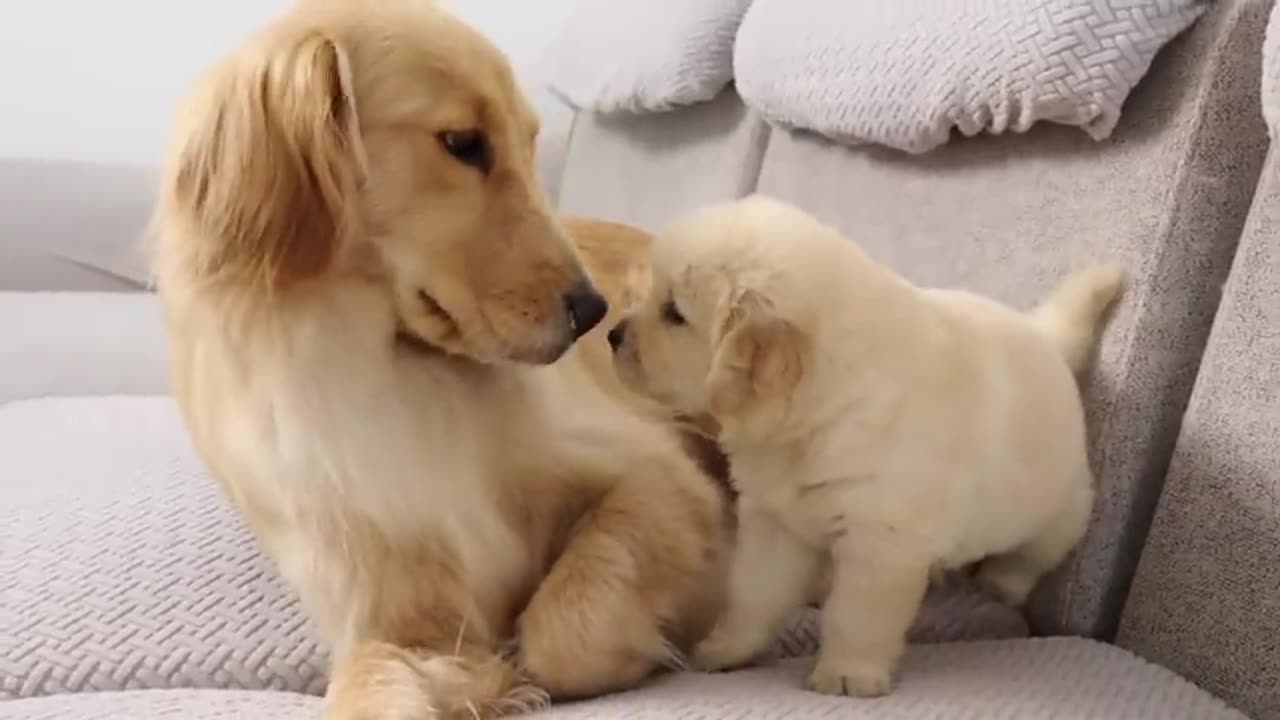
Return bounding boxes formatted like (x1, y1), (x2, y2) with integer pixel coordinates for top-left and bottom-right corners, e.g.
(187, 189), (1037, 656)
(0, 397), (329, 699)
(0, 386), (1026, 701)
(0, 690), (322, 720)
(0, 641), (1245, 719)
(530, 639), (1246, 719)
(734, 0), (1210, 153)
(542, 0), (751, 114)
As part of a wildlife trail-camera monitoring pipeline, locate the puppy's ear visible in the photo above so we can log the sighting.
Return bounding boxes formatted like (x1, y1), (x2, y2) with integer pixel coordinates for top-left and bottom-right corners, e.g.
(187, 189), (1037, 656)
(706, 289), (808, 417)
(167, 29), (365, 287)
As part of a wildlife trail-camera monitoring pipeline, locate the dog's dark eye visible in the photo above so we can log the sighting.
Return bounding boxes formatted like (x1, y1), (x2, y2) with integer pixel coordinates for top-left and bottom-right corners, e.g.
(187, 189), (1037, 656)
(661, 299), (686, 326)
(438, 130), (492, 174)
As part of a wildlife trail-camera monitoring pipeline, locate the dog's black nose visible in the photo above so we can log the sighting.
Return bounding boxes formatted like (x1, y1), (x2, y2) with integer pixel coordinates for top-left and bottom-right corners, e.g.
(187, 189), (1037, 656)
(607, 320), (628, 352)
(563, 282), (608, 340)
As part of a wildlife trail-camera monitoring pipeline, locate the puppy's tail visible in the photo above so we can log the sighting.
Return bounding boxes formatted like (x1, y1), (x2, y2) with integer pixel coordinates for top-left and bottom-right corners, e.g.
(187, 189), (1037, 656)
(1031, 264), (1127, 376)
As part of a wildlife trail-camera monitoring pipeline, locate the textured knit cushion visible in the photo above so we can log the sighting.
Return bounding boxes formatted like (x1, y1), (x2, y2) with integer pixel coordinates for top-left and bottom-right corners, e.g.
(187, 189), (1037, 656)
(542, 0), (751, 113)
(734, 0), (1210, 153)
(0, 691), (322, 720)
(534, 639), (1244, 719)
(0, 397), (328, 699)
(0, 393), (1026, 700)
(0, 641), (1244, 719)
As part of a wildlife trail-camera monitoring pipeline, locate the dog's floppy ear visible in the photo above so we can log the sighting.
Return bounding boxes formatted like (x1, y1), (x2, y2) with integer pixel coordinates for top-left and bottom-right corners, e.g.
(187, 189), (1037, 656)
(167, 28), (365, 287)
(706, 289), (808, 417)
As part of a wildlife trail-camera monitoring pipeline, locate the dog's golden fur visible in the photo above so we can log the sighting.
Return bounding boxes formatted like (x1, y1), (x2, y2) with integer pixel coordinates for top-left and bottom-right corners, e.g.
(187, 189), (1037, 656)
(150, 1), (725, 717)
(610, 195), (1125, 698)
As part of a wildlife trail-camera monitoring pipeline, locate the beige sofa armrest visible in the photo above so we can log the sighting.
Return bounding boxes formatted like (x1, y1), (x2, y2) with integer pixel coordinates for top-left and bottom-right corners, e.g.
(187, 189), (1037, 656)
(0, 158), (154, 291)
(0, 292), (168, 403)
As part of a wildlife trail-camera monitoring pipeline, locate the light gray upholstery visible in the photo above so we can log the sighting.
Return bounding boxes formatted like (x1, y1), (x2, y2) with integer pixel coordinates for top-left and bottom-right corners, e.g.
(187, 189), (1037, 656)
(1116, 146), (1280, 720)
(0, 159), (152, 291)
(2, 0), (1277, 717)
(751, 0), (1271, 640)
(0, 640), (1248, 719)
(0, 358), (1021, 703)
(0, 293), (168, 403)
(0, 691), (321, 720)
(557, 90), (769, 229)
(0, 396), (329, 700)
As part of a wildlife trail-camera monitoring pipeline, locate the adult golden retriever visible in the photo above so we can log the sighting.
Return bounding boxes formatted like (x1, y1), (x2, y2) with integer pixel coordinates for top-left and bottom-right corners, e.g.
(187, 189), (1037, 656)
(149, 1), (725, 717)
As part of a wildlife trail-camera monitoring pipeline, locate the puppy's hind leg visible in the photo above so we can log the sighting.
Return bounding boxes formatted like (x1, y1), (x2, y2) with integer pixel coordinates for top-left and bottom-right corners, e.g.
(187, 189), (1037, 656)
(976, 479), (1094, 607)
(515, 452), (727, 699)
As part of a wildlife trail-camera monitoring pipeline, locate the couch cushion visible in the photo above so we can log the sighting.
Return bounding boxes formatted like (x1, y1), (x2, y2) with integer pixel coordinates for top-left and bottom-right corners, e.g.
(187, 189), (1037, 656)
(752, 0), (1270, 640)
(0, 397), (328, 699)
(0, 392), (1024, 702)
(536, 638), (1243, 719)
(1116, 156), (1280, 719)
(0, 639), (1243, 719)
(0, 690), (321, 720)
(0, 159), (152, 291)
(557, 90), (770, 230)
(0, 293), (168, 404)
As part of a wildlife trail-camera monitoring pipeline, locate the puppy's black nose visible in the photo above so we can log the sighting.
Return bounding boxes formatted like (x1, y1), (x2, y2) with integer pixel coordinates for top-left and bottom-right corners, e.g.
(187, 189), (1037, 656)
(607, 320), (628, 352)
(563, 281), (608, 340)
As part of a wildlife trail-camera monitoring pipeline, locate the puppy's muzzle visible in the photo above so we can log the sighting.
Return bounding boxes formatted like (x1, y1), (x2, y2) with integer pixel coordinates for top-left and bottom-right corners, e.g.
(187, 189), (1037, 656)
(607, 319), (628, 352)
(564, 281), (608, 340)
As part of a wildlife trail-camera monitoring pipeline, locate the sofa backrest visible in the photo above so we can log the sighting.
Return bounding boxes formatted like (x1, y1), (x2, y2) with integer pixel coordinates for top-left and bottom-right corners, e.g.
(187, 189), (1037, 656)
(0, 159), (154, 291)
(1115, 47), (1280, 720)
(556, 0), (1273, 641)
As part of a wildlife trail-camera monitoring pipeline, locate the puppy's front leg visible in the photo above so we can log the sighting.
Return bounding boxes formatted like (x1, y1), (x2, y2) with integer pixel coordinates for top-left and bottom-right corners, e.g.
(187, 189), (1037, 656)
(694, 501), (821, 672)
(808, 533), (930, 698)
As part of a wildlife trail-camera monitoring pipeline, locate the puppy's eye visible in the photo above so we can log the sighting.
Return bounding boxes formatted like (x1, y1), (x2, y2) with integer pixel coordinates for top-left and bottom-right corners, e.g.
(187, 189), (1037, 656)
(437, 130), (492, 174)
(661, 299), (686, 326)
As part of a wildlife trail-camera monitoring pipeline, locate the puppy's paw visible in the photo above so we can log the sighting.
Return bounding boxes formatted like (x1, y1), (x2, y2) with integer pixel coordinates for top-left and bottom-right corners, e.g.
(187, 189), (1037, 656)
(691, 626), (764, 672)
(974, 561), (1037, 607)
(805, 657), (893, 698)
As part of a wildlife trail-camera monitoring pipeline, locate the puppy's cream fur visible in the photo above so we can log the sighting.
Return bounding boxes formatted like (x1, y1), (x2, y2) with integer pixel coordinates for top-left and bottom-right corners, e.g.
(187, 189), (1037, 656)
(610, 195), (1124, 697)
(151, 2), (725, 718)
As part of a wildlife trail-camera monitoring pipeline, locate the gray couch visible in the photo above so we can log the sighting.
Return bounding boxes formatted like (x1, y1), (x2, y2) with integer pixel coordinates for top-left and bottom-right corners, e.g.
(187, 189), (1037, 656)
(2, 0), (1278, 717)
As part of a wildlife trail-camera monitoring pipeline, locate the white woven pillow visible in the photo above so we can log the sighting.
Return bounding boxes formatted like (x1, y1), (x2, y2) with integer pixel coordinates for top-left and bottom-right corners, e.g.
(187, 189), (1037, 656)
(542, 0), (752, 114)
(735, 0), (1210, 154)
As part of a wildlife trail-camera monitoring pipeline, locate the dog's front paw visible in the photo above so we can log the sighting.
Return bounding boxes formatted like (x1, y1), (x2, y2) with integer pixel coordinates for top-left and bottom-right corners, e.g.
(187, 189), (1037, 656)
(515, 581), (666, 699)
(805, 657), (893, 698)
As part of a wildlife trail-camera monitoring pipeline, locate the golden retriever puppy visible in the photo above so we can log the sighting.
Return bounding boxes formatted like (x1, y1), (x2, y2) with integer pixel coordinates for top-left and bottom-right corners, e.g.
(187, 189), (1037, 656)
(150, 1), (725, 718)
(608, 195), (1125, 698)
